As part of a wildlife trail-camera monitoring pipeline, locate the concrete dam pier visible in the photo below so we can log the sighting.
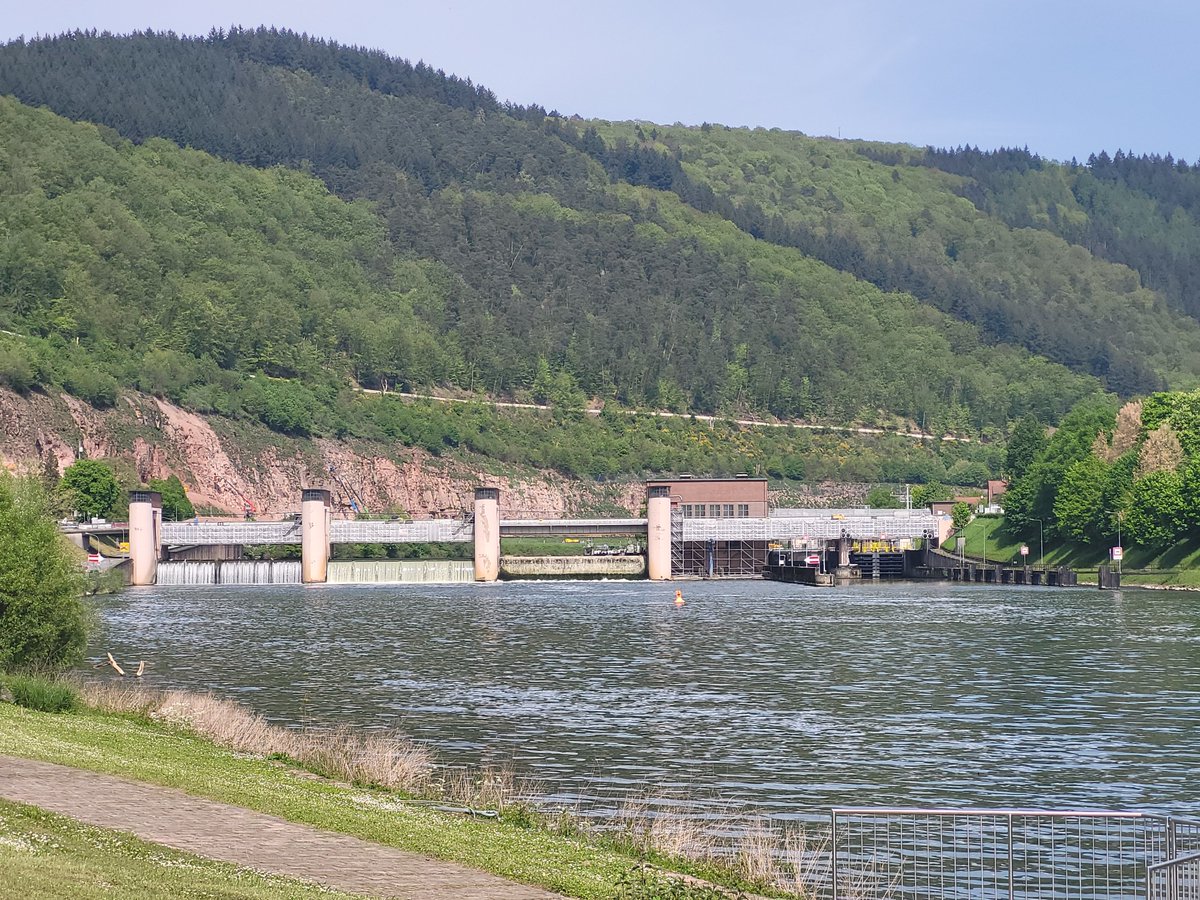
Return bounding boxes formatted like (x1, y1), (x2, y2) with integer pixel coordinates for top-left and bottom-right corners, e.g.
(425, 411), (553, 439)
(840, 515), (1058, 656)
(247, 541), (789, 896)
(119, 478), (949, 586)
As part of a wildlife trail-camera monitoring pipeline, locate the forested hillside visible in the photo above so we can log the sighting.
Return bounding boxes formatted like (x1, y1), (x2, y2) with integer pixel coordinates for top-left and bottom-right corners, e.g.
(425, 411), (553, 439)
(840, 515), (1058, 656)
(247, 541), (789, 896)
(880, 146), (1200, 324)
(591, 122), (1200, 395)
(0, 36), (1101, 438)
(1, 27), (1197, 476)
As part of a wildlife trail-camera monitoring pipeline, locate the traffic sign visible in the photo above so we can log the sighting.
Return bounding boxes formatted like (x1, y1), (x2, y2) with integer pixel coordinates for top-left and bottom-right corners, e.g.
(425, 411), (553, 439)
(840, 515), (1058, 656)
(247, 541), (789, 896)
(1111, 546), (1124, 561)
(805, 554), (821, 566)
(1020, 545), (1029, 557)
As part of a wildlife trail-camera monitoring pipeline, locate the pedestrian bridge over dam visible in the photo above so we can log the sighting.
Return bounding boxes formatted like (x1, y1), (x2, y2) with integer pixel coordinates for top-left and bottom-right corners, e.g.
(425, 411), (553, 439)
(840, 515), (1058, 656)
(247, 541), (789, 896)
(119, 484), (947, 586)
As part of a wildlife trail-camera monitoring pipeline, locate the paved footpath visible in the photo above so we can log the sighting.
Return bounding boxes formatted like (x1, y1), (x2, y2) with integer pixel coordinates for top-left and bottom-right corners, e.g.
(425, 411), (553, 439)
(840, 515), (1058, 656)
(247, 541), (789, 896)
(0, 755), (560, 899)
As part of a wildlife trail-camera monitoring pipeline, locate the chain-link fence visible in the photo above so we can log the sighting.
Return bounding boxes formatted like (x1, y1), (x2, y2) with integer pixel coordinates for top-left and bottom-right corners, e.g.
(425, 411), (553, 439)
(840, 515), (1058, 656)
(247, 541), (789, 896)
(830, 808), (1200, 900)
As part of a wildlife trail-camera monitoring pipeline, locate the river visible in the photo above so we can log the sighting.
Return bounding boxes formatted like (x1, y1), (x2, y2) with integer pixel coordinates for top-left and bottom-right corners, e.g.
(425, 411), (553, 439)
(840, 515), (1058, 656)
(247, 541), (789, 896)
(87, 580), (1200, 820)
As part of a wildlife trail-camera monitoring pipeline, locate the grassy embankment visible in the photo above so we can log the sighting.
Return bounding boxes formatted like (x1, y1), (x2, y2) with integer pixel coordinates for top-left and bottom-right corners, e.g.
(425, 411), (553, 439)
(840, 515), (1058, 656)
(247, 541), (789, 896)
(0, 798), (368, 900)
(0, 694), (796, 899)
(959, 516), (1200, 588)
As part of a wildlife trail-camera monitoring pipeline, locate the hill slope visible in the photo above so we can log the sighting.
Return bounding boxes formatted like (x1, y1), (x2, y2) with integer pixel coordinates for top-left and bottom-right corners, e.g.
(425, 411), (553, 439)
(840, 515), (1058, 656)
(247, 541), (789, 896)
(0, 27), (1176, 416)
(590, 121), (1200, 394)
(0, 93), (1096, 442)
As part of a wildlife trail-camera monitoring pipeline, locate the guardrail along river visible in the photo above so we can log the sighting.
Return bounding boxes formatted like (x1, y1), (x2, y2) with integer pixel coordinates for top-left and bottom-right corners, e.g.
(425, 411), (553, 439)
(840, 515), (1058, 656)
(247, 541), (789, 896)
(89, 581), (1200, 819)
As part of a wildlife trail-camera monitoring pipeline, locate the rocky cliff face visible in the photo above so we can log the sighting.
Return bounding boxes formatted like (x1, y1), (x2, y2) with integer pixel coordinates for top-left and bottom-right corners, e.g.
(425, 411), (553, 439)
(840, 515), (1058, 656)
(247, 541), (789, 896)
(0, 389), (644, 518)
(1, 388), (875, 516)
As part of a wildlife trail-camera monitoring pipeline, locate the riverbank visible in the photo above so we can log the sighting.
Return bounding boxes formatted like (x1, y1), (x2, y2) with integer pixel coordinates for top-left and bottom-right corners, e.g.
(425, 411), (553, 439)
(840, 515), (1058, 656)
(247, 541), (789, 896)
(0, 694), (793, 899)
(960, 516), (1200, 590)
(0, 794), (370, 899)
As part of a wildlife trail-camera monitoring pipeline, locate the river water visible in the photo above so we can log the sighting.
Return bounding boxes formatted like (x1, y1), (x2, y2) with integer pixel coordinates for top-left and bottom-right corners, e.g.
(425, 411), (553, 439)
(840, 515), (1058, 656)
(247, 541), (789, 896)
(87, 580), (1200, 820)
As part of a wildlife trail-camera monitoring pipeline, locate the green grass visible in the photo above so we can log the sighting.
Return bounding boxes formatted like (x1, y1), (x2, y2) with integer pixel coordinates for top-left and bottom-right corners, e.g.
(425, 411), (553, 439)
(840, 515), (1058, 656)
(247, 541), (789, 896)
(0, 797), (368, 899)
(0, 703), (688, 899)
(959, 516), (1200, 587)
(502, 537), (605, 557)
(3, 676), (78, 713)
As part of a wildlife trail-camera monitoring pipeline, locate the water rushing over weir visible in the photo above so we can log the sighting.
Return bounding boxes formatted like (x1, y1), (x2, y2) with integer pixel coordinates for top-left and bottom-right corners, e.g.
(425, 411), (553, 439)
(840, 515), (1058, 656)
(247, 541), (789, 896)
(326, 559), (474, 584)
(156, 560), (301, 585)
(90, 581), (1200, 821)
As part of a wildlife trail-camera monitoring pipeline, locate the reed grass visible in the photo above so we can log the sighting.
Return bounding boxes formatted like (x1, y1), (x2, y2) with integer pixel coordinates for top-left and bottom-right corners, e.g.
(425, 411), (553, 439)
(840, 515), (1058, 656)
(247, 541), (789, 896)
(74, 682), (833, 896)
(79, 683), (435, 794)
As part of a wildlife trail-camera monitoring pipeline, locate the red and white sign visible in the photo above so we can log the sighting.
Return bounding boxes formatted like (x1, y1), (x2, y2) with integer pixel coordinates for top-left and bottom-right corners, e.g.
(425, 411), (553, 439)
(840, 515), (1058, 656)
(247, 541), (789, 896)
(87, 553), (102, 564)
(805, 554), (821, 566)
(1111, 546), (1124, 561)
(1020, 545), (1029, 557)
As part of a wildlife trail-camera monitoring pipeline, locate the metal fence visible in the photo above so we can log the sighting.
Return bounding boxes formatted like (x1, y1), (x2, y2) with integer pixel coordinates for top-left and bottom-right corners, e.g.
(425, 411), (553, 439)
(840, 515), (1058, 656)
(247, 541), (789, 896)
(1148, 851), (1200, 900)
(830, 808), (1200, 900)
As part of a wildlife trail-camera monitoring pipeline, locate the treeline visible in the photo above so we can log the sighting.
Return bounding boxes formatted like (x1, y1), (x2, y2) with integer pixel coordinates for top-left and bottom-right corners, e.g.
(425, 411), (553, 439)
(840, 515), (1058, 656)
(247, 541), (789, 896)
(0, 97), (1093, 439)
(338, 396), (1004, 484)
(1004, 390), (1200, 552)
(592, 122), (1200, 395)
(873, 144), (1200, 324)
(0, 28), (591, 195)
(0, 28), (1186, 410)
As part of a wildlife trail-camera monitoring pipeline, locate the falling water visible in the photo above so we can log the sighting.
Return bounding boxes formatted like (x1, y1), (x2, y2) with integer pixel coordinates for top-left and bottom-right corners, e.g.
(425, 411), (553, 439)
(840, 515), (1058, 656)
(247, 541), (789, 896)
(156, 560), (301, 585)
(325, 559), (473, 584)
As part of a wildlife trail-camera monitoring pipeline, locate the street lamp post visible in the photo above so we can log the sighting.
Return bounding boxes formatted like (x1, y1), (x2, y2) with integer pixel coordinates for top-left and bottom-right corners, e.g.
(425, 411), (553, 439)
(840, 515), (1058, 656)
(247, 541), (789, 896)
(1117, 513), (1123, 576)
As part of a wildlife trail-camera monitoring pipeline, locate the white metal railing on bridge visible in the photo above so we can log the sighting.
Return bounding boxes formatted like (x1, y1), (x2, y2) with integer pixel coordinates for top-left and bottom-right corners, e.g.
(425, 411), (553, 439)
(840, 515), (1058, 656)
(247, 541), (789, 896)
(330, 519), (472, 543)
(161, 521), (302, 545)
(162, 512), (939, 547)
(161, 519), (472, 545)
(830, 807), (1200, 900)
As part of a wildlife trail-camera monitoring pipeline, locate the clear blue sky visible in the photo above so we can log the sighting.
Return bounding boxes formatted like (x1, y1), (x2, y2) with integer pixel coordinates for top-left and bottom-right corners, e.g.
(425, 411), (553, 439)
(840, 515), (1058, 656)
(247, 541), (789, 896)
(5, 0), (1198, 163)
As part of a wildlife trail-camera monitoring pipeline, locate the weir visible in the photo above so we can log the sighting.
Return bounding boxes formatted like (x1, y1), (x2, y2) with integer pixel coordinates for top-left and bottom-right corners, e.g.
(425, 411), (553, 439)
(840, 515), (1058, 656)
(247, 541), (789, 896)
(156, 560), (301, 586)
(125, 481), (957, 585)
(326, 560), (474, 584)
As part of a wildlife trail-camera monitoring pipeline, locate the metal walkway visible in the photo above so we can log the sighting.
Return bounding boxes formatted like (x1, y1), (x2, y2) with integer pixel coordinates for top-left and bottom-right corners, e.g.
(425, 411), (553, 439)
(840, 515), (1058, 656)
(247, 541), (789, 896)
(149, 510), (940, 547)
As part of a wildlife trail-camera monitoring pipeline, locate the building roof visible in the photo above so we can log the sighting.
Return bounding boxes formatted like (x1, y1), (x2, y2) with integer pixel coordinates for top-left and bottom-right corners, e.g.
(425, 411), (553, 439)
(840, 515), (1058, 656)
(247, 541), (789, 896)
(646, 476), (768, 483)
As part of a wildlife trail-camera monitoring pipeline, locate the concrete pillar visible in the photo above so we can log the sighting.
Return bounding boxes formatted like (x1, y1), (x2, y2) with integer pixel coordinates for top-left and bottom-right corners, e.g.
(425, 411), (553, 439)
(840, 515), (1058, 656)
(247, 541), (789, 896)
(301, 488), (331, 584)
(646, 485), (672, 581)
(474, 487), (500, 582)
(129, 490), (162, 586)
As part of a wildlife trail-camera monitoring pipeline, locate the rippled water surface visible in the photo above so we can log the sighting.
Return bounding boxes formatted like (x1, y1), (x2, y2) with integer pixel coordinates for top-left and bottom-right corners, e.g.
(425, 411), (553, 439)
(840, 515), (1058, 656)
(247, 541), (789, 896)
(89, 581), (1200, 817)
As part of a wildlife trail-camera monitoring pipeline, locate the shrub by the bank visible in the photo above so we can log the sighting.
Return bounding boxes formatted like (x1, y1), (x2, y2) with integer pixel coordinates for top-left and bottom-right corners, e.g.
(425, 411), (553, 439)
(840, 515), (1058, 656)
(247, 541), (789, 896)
(0, 473), (88, 672)
(4, 675), (79, 713)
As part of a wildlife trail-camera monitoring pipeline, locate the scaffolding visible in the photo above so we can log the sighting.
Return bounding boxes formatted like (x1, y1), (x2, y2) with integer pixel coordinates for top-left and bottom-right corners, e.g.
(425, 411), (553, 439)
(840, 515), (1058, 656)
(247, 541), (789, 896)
(675, 537), (766, 578)
(670, 510), (684, 575)
(682, 510), (937, 544)
(161, 519), (472, 545)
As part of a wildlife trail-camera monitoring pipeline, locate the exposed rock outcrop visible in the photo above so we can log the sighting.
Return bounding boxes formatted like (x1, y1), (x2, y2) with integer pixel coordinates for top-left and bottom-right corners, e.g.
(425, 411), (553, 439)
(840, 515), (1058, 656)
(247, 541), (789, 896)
(0, 389), (643, 518)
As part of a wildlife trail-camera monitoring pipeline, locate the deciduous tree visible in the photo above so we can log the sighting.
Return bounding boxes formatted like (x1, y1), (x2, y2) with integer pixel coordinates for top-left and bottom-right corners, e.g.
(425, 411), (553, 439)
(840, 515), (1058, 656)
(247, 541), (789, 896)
(0, 473), (87, 672)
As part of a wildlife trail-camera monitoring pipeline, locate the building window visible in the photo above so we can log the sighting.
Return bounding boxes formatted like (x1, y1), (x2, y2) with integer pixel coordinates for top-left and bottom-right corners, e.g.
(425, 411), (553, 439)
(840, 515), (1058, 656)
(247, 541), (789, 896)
(724, 504), (734, 517)
(682, 504), (693, 518)
(737, 504), (749, 517)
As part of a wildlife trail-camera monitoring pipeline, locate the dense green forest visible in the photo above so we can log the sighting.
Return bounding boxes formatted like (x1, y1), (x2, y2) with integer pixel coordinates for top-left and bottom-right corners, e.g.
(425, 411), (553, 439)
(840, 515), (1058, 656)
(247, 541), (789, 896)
(4, 27), (1200, 483)
(590, 122), (1200, 395)
(0, 81), (1095, 438)
(1002, 389), (1200, 554)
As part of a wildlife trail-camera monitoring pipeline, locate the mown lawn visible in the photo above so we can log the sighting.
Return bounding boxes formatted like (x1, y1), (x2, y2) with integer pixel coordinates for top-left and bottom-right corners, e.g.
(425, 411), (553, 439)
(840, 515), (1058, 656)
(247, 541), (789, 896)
(0, 703), (632, 898)
(959, 516), (1200, 587)
(0, 797), (367, 900)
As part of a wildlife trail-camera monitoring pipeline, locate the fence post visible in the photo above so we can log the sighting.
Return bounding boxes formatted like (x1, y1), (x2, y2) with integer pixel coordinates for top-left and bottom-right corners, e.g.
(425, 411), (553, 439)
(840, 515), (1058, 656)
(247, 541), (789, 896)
(1008, 813), (1015, 900)
(831, 810), (839, 900)
(1168, 818), (1177, 900)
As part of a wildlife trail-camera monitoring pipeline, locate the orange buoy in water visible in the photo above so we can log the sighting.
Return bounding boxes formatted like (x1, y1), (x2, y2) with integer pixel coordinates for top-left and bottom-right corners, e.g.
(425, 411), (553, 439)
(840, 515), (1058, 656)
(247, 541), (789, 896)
(674, 589), (684, 606)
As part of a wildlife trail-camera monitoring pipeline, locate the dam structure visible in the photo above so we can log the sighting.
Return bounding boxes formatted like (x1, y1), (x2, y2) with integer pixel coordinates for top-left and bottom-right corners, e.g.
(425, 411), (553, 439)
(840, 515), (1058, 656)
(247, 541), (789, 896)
(116, 480), (949, 586)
